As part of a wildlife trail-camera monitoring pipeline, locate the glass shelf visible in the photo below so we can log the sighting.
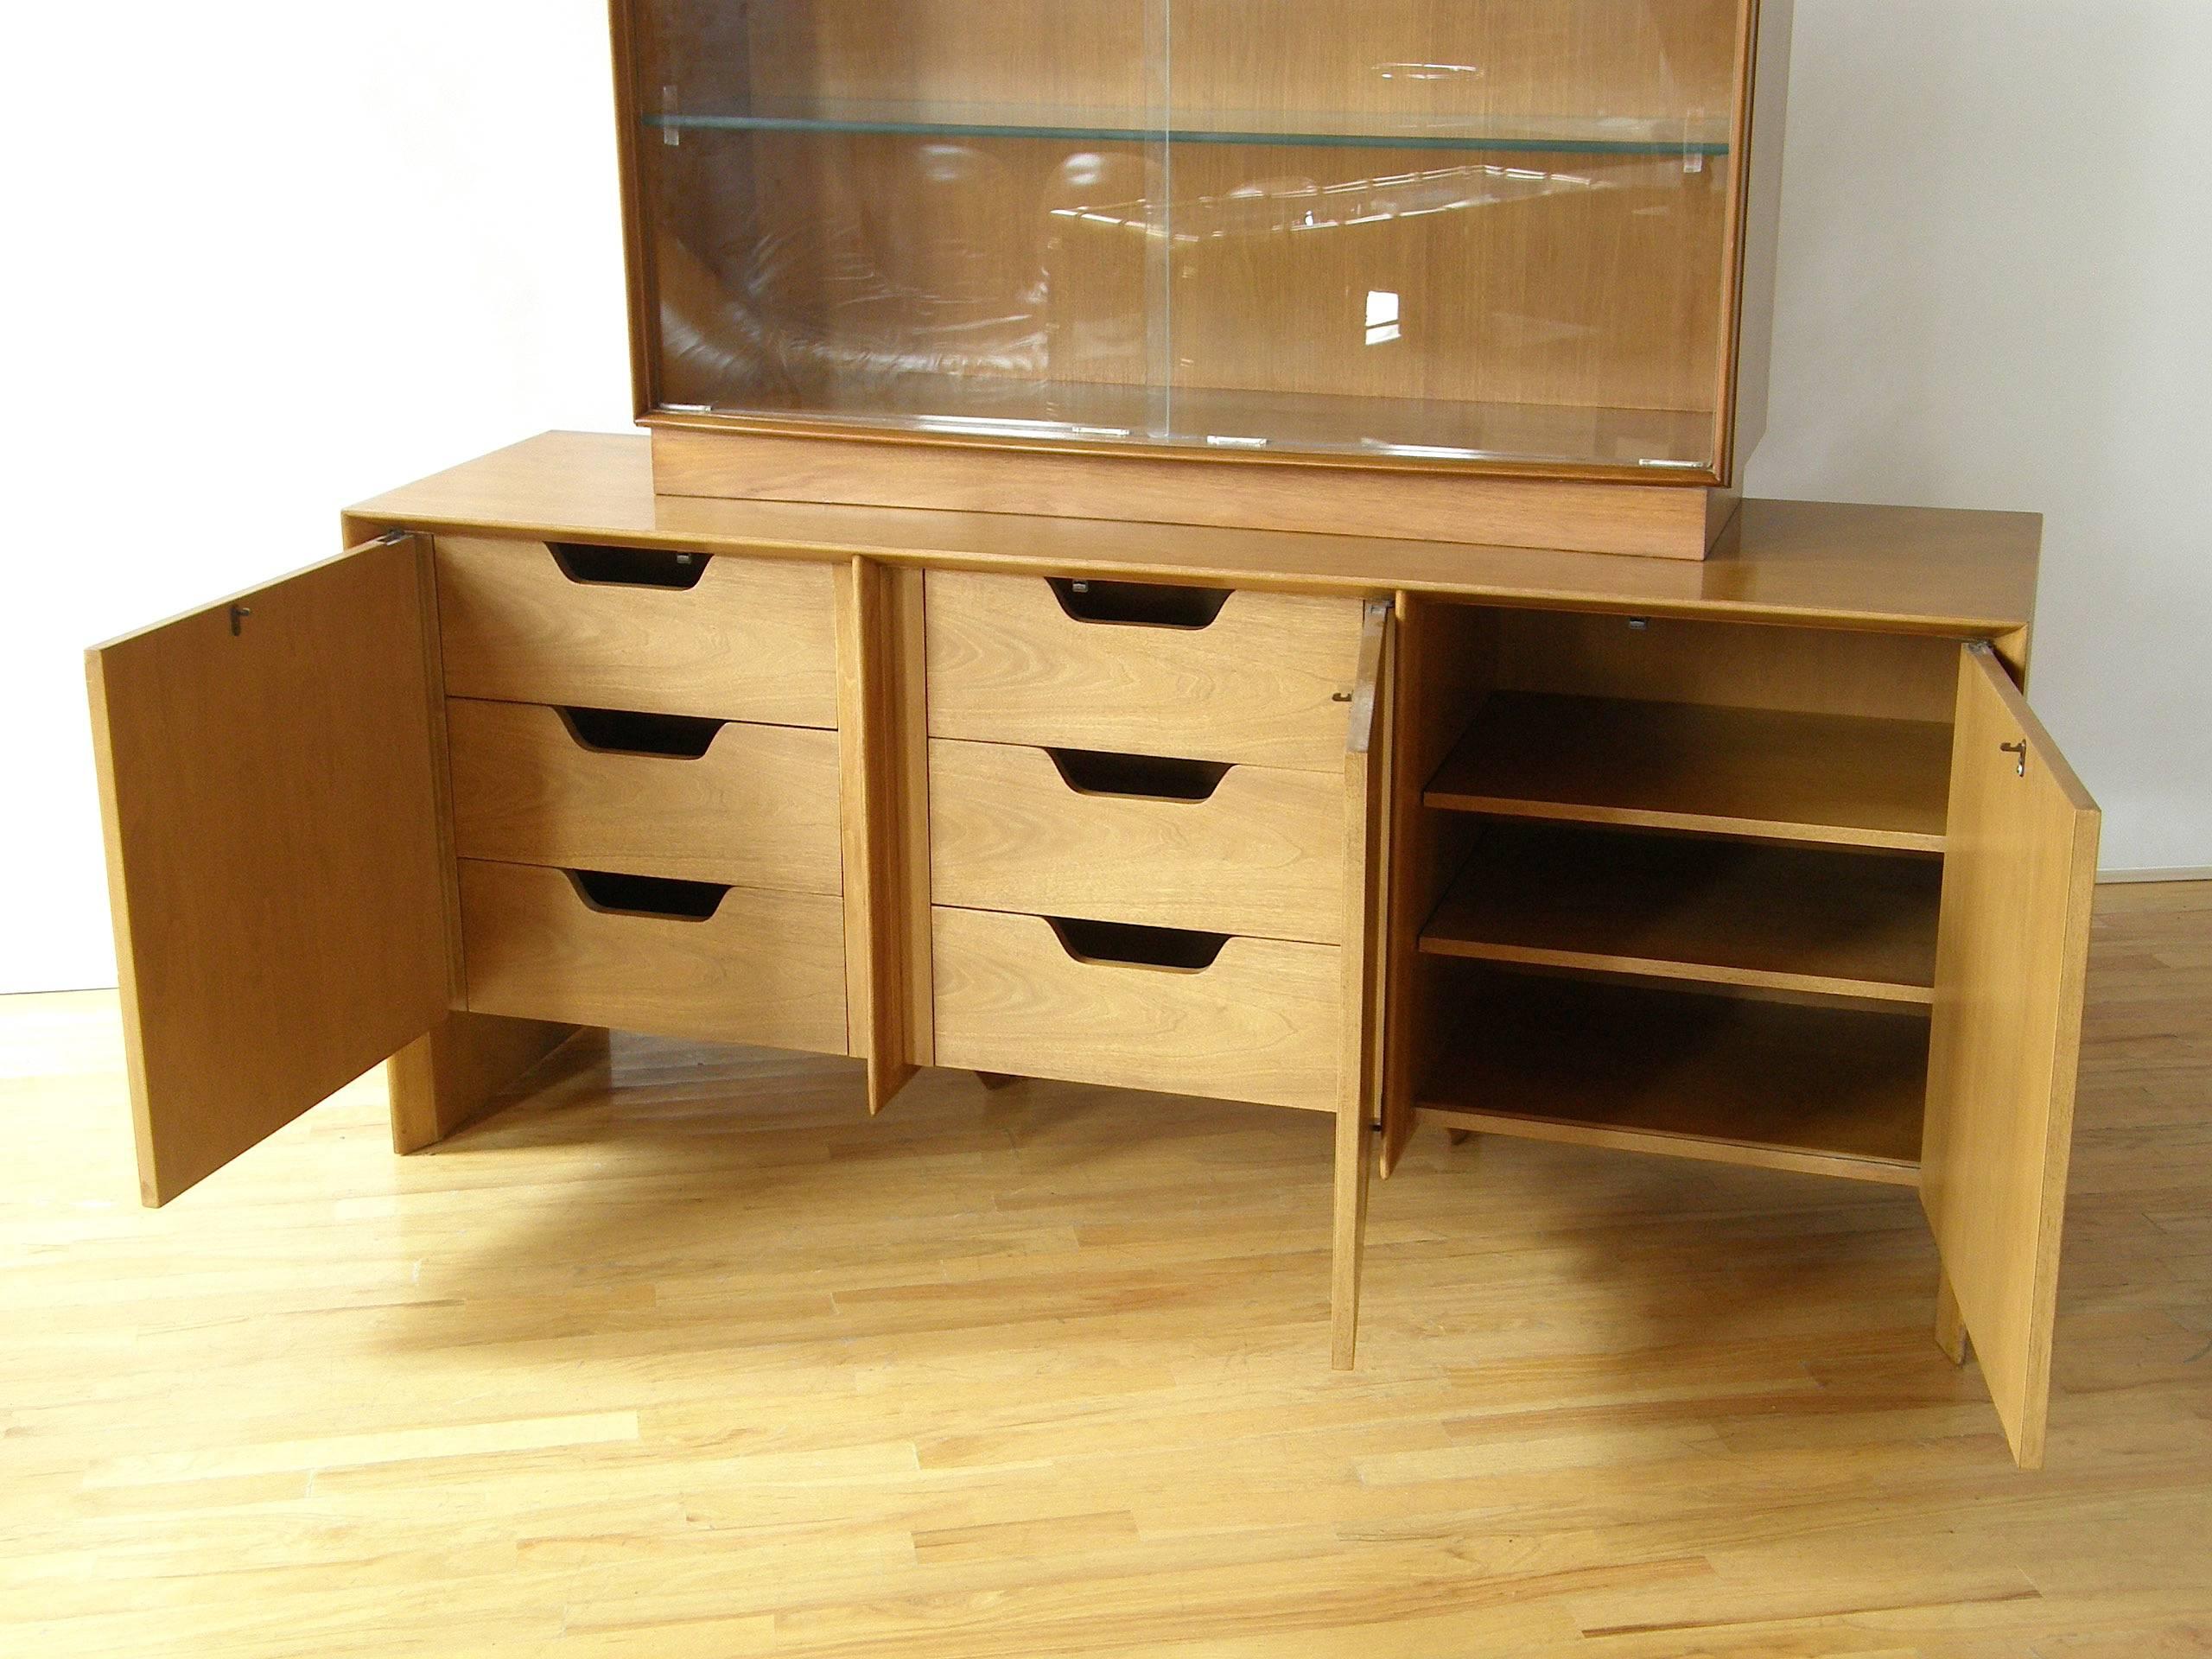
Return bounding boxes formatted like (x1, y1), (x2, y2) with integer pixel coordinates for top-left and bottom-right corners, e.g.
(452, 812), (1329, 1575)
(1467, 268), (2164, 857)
(645, 99), (1731, 159)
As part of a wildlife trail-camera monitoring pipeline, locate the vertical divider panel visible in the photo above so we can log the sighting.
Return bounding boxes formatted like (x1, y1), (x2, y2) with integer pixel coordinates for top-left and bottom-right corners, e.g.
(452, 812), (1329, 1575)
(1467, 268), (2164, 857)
(398, 522), (467, 1007)
(360, 518), (591, 1153)
(835, 561), (878, 1070)
(837, 557), (933, 1112)
(390, 1016), (603, 1154)
(894, 568), (936, 1071)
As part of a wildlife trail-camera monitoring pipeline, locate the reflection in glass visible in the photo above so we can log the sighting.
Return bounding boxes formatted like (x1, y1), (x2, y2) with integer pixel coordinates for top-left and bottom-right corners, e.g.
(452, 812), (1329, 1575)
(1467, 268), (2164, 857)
(630, 1), (1745, 474)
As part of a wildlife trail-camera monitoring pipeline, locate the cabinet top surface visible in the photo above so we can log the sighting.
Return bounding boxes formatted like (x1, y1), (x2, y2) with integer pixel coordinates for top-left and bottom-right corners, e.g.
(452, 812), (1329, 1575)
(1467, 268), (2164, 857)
(351, 432), (2039, 637)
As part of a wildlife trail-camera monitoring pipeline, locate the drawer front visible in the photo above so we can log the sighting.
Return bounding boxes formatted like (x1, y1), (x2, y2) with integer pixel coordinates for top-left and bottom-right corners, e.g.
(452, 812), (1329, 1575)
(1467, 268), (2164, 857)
(925, 572), (1363, 771)
(448, 699), (842, 893)
(931, 906), (1340, 1111)
(928, 739), (1345, 944)
(437, 536), (839, 726)
(460, 860), (848, 1055)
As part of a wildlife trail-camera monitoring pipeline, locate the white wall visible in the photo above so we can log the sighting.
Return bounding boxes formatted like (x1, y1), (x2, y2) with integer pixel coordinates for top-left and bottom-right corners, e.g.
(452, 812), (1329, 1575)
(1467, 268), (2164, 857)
(1, 3), (2205, 994)
(1742, 1), (2212, 875)
(0, 3), (635, 993)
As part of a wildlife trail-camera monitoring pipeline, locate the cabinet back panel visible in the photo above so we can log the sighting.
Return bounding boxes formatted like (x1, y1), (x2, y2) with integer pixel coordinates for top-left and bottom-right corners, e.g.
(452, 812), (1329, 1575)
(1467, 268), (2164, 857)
(1494, 611), (1961, 724)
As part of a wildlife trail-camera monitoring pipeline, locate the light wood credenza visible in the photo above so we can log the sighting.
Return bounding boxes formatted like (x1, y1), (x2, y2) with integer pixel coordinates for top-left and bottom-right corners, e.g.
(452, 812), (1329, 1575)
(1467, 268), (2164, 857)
(86, 430), (2096, 1468)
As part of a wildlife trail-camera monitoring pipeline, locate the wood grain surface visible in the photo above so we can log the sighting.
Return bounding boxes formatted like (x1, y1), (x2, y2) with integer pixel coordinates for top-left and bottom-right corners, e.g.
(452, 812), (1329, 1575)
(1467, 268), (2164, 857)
(931, 906), (1342, 1112)
(925, 571), (1363, 771)
(86, 536), (449, 1205)
(460, 859), (849, 1058)
(1922, 644), (2102, 1468)
(435, 534), (840, 726)
(3, 880), (2203, 1654)
(1421, 822), (1942, 1005)
(448, 698), (843, 893)
(928, 739), (1348, 944)
(1424, 692), (1956, 853)
(346, 432), (2044, 641)
(1415, 969), (1929, 1185)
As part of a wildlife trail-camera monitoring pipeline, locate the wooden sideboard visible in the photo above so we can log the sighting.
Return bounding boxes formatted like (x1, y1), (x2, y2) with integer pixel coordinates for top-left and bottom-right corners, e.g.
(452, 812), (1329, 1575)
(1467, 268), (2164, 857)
(86, 430), (2094, 1467)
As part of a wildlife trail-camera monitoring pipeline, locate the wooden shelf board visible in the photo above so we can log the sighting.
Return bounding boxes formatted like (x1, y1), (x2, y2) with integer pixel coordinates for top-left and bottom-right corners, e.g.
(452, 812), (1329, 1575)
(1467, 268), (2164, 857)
(1418, 822), (1941, 1005)
(1414, 971), (1928, 1186)
(1423, 692), (1954, 852)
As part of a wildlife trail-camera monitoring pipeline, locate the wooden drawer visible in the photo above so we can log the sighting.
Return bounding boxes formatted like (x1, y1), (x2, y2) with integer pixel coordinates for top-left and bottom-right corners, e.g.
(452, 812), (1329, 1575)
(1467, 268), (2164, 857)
(925, 571), (1363, 771)
(448, 699), (842, 893)
(459, 859), (848, 1055)
(436, 536), (839, 726)
(931, 906), (1340, 1111)
(928, 738), (1345, 944)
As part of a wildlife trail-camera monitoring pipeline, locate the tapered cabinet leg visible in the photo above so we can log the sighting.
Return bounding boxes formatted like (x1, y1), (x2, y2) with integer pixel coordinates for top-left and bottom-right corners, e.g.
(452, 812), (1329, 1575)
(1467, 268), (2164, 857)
(975, 1071), (1020, 1092)
(1330, 1101), (1371, 1369)
(1445, 1128), (1476, 1148)
(389, 1013), (599, 1153)
(1935, 1267), (1970, 1366)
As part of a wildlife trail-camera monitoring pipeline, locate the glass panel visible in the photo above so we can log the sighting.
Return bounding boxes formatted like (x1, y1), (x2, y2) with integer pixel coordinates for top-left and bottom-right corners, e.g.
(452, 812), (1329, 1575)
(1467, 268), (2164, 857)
(1161, 0), (1741, 471)
(626, 1), (1747, 474)
(631, 1), (1167, 440)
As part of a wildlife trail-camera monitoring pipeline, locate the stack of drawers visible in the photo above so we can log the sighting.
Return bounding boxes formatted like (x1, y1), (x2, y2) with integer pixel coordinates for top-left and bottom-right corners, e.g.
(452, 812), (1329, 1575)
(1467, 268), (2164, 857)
(433, 536), (851, 1056)
(923, 571), (1368, 1113)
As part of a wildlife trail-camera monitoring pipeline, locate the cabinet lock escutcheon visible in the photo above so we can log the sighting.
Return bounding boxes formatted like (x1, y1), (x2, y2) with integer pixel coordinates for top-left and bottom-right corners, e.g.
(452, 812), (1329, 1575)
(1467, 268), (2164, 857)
(2000, 739), (2028, 778)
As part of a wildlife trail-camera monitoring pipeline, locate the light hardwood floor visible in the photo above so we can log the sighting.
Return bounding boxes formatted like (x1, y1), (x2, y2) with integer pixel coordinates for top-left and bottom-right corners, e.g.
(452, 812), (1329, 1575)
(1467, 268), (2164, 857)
(3, 883), (2207, 1657)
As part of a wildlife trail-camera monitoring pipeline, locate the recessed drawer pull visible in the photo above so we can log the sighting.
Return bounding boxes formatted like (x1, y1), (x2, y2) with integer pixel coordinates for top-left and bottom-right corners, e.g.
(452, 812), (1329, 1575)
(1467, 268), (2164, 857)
(1046, 576), (1233, 630)
(566, 868), (728, 920)
(549, 542), (709, 591)
(1045, 916), (1230, 972)
(556, 706), (724, 759)
(1045, 747), (1232, 803)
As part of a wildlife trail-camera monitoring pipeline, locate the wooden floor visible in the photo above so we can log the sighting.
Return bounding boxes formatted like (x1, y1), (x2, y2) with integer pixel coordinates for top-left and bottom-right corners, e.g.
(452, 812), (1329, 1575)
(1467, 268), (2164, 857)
(3, 883), (2208, 1658)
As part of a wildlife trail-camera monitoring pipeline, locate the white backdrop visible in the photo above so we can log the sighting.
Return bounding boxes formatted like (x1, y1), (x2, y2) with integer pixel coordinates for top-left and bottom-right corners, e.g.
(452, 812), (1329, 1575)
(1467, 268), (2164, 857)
(2, 2), (2206, 994)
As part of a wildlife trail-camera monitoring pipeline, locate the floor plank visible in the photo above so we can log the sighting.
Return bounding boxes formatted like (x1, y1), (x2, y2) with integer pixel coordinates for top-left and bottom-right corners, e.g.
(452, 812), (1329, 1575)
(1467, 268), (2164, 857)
(1, 883), (2208, 1656)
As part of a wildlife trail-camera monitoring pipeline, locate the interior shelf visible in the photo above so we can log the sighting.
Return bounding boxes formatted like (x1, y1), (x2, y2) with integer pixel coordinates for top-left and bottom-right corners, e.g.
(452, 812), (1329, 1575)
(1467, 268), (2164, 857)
(646, 100), (1731, 158)
(1420, 822), (1942, 1006)
(1415, 971), (1929, 1186)
(1423, 694), (1954, 853)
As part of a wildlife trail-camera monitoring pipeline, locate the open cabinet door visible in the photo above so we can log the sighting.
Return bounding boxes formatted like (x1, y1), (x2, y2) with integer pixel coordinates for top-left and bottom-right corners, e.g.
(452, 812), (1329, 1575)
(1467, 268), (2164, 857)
(1923, 640), (2101, 1467)
(87, 535), (453, 1205)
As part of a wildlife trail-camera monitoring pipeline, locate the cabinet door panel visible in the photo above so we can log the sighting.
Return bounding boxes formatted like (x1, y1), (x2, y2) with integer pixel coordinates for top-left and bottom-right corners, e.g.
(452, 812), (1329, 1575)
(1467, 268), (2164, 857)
(86, 536), (451, 1205)
(1923, 641), (2101, 1468)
